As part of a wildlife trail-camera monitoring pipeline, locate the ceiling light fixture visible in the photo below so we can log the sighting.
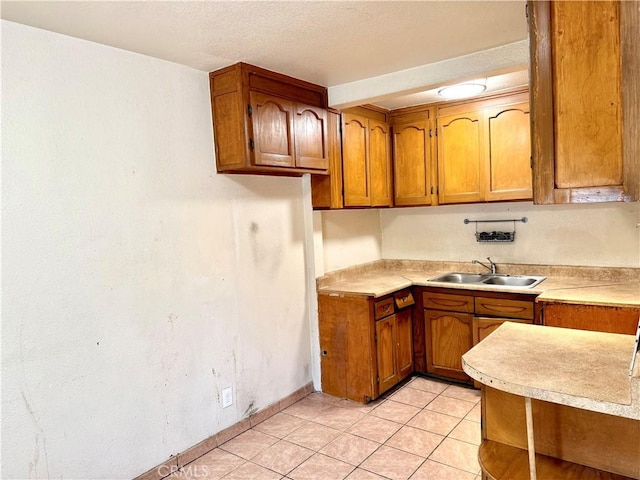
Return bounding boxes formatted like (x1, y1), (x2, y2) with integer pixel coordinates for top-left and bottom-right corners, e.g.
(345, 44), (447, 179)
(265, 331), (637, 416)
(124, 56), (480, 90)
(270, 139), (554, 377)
(438, 81), (486, 99)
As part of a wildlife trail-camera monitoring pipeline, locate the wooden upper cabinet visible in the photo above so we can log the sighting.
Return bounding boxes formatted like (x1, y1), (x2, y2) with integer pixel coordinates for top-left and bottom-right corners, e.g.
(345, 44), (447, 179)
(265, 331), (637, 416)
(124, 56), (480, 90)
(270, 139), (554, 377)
(341, 108), (392, 208)
(391, 109), (436, 206)
(437, 112), (483, 204)
(485, 103), (533, 201)
(209, 63), (329, 176)
(368, 120), (393, 206)
(311, 111), (343, 209)
(250, 92), (295, 168)
(342, 113), (370, 206)
(294, 104), (328, 170)
(529, 0), (639, 203)
(436, 91), (532, 205)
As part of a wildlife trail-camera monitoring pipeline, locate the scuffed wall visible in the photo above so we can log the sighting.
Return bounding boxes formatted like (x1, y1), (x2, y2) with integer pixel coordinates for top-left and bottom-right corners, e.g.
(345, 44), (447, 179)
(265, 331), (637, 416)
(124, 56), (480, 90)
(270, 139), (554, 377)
(2, 21), (312, 479)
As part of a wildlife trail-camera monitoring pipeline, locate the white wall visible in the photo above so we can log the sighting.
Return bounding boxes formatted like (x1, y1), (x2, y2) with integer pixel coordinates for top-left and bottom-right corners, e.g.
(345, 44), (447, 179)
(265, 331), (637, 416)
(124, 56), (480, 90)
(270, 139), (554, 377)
(320, 209), (382, 272)
(2, 21), (312, 479)
(381, 201), (640, 267)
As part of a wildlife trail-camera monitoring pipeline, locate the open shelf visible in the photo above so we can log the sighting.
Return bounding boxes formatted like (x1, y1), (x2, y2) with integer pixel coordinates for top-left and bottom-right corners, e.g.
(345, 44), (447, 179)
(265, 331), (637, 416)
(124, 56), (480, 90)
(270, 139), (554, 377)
(479, 441), (636, 480)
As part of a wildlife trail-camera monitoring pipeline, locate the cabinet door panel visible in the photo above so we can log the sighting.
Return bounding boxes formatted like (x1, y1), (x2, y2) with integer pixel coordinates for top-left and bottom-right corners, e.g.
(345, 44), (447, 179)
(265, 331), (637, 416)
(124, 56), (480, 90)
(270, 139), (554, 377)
(369, 120), (392, 207)
(552, 0), (622, 189)
(485, 104), (533, 201)
(396, 309), (414, 380)
(437, 113), (483, 204)
(250, 92), (295, 167)
(295, 104), (328, 170)
(425, 309), (472, 381)
(376, 316), (397, 394)
(342, 114), (370, 206)
(213, 92), (246, 170)
(393, 121), (432, 206)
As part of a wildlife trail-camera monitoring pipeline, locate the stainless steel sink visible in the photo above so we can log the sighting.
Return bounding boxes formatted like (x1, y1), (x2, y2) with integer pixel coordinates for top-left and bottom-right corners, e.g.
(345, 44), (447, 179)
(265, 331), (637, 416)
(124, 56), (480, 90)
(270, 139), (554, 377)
(427, 272), (546, 289)
(430, 273), (490, 284)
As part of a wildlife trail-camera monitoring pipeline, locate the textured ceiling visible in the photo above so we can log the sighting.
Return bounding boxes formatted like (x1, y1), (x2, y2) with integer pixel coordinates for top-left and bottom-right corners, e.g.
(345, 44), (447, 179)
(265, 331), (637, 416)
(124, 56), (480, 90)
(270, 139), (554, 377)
(1, 1), (530, 107)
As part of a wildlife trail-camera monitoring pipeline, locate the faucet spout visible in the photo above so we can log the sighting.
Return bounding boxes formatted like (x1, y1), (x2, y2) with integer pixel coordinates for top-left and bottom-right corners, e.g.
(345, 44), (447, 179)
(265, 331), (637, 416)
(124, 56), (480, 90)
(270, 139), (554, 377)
(473, 257), (497, 274)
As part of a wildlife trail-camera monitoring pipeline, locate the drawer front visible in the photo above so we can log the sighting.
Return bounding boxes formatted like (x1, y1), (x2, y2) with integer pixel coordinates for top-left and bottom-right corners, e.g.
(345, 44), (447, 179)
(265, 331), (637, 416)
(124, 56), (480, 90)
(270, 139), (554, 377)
(423, 292), (474, 313)
(475, 297), (534, 320)
(374, 297), (395, 319)
(394, 290), (415, 309)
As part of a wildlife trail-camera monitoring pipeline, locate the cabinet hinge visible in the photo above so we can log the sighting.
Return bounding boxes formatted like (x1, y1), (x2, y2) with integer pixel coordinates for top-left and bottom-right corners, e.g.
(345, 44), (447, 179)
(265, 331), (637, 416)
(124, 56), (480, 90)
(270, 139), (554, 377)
(435, 128), (438, 137)
(249, 139), (255, 150)
(377, 376), (380, 383)
(430, 186), (434, 195)
(247, 104), (252, 117)
(429, 129), (433, 138)
(530, 155), (533, 169)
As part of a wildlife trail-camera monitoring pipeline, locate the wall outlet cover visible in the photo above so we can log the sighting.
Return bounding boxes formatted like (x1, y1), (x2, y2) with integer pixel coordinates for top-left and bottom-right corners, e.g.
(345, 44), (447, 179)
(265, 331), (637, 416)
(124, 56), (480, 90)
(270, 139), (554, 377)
(222, 387), (233, 408)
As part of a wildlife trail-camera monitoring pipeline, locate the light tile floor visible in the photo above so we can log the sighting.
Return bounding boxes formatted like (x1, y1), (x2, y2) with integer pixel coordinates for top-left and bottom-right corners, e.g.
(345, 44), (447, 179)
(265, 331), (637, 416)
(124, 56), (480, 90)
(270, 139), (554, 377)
(171, 376), (482, 480)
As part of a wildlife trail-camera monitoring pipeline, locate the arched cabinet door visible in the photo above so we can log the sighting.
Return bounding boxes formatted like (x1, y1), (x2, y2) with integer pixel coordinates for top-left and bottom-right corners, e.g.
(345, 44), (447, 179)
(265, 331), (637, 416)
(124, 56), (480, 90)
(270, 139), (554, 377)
(250, 91), (295, 168)
(294, 104), (328, 170)
(392, 120), (432, 206)
(484, 103), (532, 201)
(342, 113), (370, 207)
(437, 113), (483, 204)
(368, 120), (392, 207)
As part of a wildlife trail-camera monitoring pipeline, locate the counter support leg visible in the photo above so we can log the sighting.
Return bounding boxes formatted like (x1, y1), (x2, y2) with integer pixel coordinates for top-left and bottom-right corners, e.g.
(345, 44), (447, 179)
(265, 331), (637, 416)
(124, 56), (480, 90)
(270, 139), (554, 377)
(524, 396), (537, 480)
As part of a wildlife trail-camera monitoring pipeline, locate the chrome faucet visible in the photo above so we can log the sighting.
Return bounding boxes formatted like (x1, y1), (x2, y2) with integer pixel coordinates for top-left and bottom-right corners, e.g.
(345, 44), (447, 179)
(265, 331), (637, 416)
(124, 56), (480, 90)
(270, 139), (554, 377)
(473, 257), (497, 274)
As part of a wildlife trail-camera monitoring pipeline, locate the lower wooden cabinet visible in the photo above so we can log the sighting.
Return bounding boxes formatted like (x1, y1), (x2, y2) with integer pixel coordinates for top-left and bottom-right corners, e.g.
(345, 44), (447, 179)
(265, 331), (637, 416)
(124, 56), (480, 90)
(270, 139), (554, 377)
(425, 309), (473, 381)
(421, 288), (536, 383)
(541, 302), (639, 334)
(376, 309), (413, 393)
(319, 290), (414, 402)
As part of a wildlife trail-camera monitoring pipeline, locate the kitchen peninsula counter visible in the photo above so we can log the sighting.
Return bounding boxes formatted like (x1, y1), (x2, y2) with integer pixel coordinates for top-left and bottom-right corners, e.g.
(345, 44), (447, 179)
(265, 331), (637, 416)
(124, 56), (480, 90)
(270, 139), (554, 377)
(461, 322), (640, 479)
(317, 260), (640, 308)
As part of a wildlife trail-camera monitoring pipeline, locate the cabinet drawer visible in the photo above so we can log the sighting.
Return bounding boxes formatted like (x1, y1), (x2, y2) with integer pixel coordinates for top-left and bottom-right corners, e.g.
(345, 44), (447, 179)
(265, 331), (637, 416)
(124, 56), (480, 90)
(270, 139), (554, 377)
(374, 297), (395, 319)
(475, 297), (533, 320)
(394, 290), (415, 309)
(423, 292), (474, 313)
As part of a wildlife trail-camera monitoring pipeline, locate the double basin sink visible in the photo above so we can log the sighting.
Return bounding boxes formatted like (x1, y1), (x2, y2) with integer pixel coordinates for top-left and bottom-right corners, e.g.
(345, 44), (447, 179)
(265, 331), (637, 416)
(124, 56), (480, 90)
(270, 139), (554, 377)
(428, 272), (546, 289)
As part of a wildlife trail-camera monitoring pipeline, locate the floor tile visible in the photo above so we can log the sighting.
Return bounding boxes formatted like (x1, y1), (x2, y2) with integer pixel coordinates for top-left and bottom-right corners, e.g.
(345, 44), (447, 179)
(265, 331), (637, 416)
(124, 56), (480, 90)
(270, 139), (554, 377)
(253, 412), (308, 438)
(348, 414), (402, 443)
(185, 448), (246, 479)
(359, 445), (425, 480)
(285, 421), (341, 450)
(307, 392), (347, 406)
(448, 420), (481, 446)
(288, 453), (355, 480)
(385, 425), (444, 457)
(219, 429), (279, 460)
(408, 377), (449, 394)
(409, 459), (476, 480)
(336, 398), (382, 414)
(424, 395), (476, 418)
(320, 433), (380, 466)
(370, 400), (421, 424)
(428, 437), (481, 474)
(389, 386), (437, 409)
(251, 440), (314, 475)
(440, 385), (481, 403)
(464, 403), (481, 423)
(407, 410), (461, 436)
(313, 405), (366, 431)
(345, 468), (389, 480)
(284, 397), (334, 421)
(220, 461), (282, 480)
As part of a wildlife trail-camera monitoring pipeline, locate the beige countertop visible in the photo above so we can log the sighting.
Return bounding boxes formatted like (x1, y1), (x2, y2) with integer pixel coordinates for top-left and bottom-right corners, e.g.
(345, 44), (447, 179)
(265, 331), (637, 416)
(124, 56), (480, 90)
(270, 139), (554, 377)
(317, 260), (640, 307)
(461, 322), (640, 419)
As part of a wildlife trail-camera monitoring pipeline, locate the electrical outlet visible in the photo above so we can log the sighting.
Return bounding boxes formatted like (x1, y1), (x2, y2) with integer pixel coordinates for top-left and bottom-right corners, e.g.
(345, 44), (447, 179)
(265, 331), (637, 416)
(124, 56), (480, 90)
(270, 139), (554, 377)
(222, 387), (233, 408)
